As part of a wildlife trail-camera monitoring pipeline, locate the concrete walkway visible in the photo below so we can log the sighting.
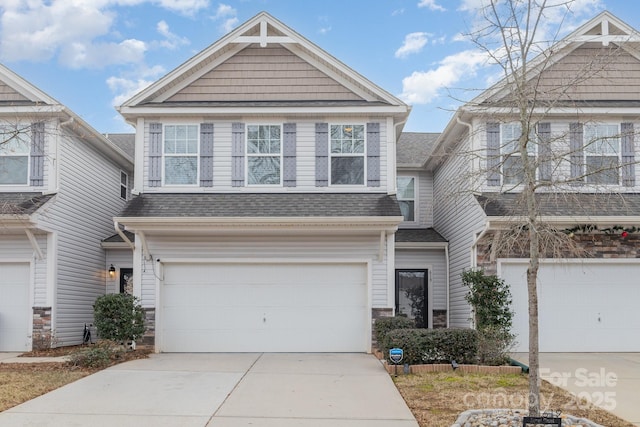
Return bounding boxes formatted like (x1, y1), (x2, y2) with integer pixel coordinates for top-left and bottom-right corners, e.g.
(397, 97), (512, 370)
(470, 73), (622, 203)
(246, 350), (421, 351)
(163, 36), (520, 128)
(0, 353), (419, 427)
(512, 353), (640, 427)
(0, 352), (69, 363)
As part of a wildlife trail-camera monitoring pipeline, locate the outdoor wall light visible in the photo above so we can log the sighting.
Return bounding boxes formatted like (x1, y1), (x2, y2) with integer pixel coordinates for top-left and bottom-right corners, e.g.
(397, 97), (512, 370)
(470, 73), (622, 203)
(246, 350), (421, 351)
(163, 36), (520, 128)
(109, 264), (116, 278)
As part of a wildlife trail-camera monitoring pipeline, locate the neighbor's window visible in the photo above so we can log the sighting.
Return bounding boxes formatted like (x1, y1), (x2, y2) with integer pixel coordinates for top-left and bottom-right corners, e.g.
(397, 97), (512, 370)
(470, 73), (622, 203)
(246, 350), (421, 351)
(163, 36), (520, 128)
(330, 124), (365, 185)
(501, 123), (536, 186)
(120, 171), (128, 200)
(397, 176), (416, 222)
(247, 125), (282, 185)
(0, 127), (29, 185)
(584, 124), (620, 185)
(164, 124), (198, 185)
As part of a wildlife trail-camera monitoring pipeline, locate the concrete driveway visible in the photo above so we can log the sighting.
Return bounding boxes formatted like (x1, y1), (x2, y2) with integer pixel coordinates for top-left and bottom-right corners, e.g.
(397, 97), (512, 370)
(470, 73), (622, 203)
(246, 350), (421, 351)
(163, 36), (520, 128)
(512, 353), (640, 426)
(0, 353), (419, 427)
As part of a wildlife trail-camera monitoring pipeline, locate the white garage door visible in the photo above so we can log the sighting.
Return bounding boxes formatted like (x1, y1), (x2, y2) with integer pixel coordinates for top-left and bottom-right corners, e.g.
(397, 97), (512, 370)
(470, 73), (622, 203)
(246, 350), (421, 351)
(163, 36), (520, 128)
(160, 262), (369, 352)
(503, 261), (640, 352)
(0, 262), (30, 352)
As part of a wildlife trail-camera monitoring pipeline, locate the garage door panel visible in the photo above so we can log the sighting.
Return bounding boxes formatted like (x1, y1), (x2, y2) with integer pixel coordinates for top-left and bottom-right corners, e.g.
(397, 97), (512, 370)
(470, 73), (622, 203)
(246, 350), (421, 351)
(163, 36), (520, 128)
(161, 262), (368, 352)
(504, 262), (640, 352)
(0, 263), (30, 352)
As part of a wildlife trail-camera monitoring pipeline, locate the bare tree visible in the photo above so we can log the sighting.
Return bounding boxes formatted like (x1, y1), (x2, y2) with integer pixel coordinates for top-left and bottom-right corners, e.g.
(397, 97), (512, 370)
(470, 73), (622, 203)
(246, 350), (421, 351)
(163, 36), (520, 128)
(452, 1), (640, 416)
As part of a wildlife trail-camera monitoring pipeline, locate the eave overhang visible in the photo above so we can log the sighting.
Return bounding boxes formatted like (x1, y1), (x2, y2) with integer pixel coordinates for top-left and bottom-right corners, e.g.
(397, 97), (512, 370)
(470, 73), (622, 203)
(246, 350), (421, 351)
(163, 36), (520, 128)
(395, 241), (449, 249)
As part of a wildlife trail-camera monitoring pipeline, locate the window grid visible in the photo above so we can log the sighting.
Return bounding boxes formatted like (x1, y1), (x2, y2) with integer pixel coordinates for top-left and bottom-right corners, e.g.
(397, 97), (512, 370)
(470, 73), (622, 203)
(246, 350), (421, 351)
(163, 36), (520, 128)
(246, 124), (282, 186)
(0, 127), (30, 185)
(330, 124), (365, 185)
(397, 176), (416, 222)
(584, 124), (620, 184)
(163, 124), (199, 186)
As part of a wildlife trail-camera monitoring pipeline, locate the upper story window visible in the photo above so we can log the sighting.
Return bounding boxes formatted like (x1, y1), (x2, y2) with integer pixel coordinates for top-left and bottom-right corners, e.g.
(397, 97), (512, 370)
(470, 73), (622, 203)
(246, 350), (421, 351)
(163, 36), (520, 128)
(501, 123), (536, 186)
(164, 124), (198, 185)
(247, 125), (281, 185)
(330, 124), (365, 185)
(584, 124), (620, 185)
(120, 171), (128, 200)
(0, 127), (29, 185)
(397, 176), (416, 222)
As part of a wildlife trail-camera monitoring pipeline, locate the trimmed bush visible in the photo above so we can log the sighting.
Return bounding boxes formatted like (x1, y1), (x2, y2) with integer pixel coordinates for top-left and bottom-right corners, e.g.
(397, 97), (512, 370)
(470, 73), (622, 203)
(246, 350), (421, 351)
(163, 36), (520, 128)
(68, 341), (124, 369)
(380, 328), (478, 365)
(373, 316), (415, 346)
(93, 293), (145, 343)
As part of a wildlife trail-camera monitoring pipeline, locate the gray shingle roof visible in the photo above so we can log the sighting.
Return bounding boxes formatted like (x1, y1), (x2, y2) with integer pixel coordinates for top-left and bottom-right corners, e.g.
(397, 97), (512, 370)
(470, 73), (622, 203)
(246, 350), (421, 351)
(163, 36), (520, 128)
(101, 230), (135, 243)
(119, 193), (402, 218)
(476, 193), (640, 217)
(397, 132), (440, 167)
(105, 133), (135, 158)
(396, 228), (447, 243)
(0, 193), (54, 215)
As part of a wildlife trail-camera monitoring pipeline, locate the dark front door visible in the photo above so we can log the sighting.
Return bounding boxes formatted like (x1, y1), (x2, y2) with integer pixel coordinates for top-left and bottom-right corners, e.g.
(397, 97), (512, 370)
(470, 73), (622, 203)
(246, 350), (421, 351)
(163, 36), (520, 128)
(120, 268), (133, 294)
(395, 269), (428, 328)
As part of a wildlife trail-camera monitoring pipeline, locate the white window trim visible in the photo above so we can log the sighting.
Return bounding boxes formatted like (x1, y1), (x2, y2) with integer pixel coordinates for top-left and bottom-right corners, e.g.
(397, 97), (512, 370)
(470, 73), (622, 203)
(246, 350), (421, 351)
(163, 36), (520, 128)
(245, 123), (283, 187)
(584, 123), (621, 185)
(120, 170), (128, 200)
(0, 125), (30, 186)
(397, 175), (417, 224)
(329, 123), (367, 187)
(162, 123), (200, 187)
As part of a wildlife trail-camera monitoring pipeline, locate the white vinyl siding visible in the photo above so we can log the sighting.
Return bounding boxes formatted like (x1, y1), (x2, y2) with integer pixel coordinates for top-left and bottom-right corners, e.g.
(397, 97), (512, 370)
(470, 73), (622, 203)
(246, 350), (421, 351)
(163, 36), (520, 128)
(136, 234), (389, 310)
(142, 120), (389, 192)
(105, 249), (134, 295)
(37, 130), (130, 346)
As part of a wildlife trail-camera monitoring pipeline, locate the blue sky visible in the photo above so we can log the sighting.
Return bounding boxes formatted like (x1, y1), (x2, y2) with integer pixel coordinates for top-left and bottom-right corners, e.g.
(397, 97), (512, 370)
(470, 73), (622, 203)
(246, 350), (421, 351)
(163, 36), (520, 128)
(1, 0), (638, 133)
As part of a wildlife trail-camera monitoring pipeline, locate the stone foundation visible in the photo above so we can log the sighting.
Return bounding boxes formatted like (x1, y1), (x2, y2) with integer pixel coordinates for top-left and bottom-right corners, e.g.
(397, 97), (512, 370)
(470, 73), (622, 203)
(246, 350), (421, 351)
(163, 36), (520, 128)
(32, 307), (52, 350)
(432, 310), (447, 328)
(141, 308), (155, 347)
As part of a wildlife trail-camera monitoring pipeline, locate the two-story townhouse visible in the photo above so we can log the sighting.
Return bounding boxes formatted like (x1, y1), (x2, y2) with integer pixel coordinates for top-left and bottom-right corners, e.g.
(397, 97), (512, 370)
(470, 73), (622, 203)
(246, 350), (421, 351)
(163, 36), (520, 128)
(0, 64), (134, 351)
(113, 12), (412, 352)
(430, 11), (640, 352)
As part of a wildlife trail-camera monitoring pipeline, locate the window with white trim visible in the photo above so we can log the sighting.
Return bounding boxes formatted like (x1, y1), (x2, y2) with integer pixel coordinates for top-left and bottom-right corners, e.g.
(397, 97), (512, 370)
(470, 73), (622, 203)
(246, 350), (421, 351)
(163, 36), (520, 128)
(330, 124), (365, 185)
(163, 124), (198, 185)
(120, 171), (128, 200)
(501, 123), (536, 185)
(0, 126), (29, 185)
(247, 124), (282, 185)
(584, 124), (620, 184)
(397, 176), (416, 222)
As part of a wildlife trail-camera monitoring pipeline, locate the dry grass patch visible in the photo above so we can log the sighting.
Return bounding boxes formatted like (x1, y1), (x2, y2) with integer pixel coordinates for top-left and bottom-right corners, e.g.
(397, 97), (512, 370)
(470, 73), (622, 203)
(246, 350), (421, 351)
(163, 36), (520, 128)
(0, 363), (91, 412)
(394, 372), (634, 427)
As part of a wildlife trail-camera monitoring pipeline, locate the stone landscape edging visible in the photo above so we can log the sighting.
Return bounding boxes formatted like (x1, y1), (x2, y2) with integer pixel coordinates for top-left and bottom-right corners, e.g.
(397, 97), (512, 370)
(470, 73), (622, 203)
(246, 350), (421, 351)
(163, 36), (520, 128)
(384, 362), (522, 375)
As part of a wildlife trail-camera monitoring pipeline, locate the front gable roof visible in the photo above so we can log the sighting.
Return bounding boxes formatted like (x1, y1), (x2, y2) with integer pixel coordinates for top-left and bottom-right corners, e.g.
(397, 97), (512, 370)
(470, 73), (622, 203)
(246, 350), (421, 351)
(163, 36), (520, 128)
(118, 12), (408, 119)
(0, 63), (59, 110)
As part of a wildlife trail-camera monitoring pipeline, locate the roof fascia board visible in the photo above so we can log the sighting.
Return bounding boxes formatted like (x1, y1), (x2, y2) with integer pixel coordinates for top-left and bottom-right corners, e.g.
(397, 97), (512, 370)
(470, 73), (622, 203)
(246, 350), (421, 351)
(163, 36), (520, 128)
(0, 105), (65, 115)
(462, 106), (640, 115)
(396, 242), (448, 249)
(487, 216), (640, 228)
(0, 63), (58, 104)
(118, 105), (409, 116)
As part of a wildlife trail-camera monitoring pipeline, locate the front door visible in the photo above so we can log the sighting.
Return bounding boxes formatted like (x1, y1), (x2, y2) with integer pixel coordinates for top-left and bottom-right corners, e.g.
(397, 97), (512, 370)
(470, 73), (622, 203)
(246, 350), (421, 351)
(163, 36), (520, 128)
(395, 270), (428, 328)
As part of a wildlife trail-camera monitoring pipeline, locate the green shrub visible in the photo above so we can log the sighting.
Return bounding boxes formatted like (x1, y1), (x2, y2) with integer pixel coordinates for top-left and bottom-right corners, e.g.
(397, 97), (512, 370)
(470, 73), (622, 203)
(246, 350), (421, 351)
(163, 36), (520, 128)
(380, 328), (478, 365)
(373, 316), (415, 346)
(68, 341), (124, 369)
(93, 293), (145, 343)
(477, 326), (516, 366)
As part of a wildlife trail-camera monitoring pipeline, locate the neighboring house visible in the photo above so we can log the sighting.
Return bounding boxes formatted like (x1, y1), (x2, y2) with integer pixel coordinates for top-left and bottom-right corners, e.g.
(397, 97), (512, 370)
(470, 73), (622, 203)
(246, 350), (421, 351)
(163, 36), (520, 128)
(0, 64), (133, 351)
(428, 11), (640, 352)
(112, 12), (413, 352)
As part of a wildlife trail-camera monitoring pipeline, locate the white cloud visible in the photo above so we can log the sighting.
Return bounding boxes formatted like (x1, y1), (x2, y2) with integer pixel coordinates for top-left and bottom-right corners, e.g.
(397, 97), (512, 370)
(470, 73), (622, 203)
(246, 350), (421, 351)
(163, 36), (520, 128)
(395, 32), (430, 59)
(107, 64), (165, 106)
(392, 8), (405, 16)
(152, 0), (209, 15)
(211, 3), (238, 33)
(418, 0), (446, 12)
(61, 39), (147, 69)
(156, 20), (190, 50)
(399, 49), (488, 104)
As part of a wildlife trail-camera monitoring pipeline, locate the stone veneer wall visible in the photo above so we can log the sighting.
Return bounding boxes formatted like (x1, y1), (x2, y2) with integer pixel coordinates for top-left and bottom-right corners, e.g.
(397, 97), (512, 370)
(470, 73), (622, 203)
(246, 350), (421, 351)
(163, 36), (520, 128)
(32, 307), (52, 350)
(476, 231), (640, 273)
(432, 310), (447, 328)
(141, 308), (155, 347)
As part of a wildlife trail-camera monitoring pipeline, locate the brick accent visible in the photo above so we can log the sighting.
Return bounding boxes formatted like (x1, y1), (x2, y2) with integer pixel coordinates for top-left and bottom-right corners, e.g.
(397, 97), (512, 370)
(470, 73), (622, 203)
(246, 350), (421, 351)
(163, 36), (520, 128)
(476, 231), (640, 273)
(32, 306), (52, 350)
(141, 308), (155, 347)
(371, 308), (393, 349)
(432, 310), (447, 328)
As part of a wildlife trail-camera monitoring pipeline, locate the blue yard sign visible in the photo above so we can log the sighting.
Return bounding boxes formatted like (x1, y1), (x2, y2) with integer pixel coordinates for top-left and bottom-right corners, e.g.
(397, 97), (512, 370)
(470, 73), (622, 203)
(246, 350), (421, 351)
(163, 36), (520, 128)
(389, 348), (403, 364)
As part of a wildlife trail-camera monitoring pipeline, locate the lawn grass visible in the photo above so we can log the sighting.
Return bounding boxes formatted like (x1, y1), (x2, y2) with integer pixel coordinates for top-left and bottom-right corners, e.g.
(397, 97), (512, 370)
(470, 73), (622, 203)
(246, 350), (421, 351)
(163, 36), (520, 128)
(394, 372), (635, 427)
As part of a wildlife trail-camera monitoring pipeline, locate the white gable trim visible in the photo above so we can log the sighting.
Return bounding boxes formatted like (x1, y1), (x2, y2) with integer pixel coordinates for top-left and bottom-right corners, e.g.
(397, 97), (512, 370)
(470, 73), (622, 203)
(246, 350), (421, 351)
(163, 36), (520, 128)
(0, 63), (58, 104)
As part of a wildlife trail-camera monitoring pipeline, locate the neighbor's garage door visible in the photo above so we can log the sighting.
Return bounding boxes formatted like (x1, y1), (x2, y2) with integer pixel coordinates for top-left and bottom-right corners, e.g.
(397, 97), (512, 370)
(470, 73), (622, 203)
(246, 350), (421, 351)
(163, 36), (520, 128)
(0, 262), (30, 352)
(160, 262), (369, 352)
(503, 261), (640, 352)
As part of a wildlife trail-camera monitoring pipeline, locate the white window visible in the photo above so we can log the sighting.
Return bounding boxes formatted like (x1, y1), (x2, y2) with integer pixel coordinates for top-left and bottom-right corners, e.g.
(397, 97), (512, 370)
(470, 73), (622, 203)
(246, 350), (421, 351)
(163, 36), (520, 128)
(247, 125), (281, 185)
(164, 124), (198, 185)
(584, 124), (620, 185)
(501, 123), (536, 186)
(120, 171), (128, 200)
(330, 124), (365, 185)
(397, 176), (416, 222)
(0, 127), (29, 185)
